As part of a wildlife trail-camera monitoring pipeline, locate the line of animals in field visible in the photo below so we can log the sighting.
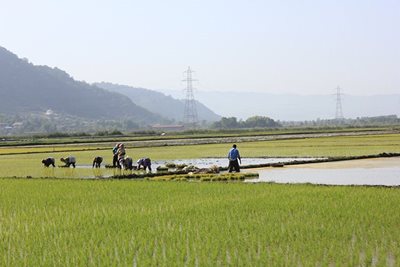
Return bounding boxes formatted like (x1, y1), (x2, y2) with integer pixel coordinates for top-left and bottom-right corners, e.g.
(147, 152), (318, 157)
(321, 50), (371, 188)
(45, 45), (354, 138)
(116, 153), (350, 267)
(41, 143), (152, 171)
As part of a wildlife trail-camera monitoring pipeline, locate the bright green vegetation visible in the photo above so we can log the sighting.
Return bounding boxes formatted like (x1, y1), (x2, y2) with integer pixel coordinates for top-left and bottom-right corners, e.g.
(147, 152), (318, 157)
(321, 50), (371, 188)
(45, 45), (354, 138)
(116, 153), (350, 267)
(131, 133), (400, 159)
(1, 126), (395, 147)
(1, 132), (399, 265)
(1, 179), (399, 266)
(150, 172), (258, 182)
(239, 134), (400, 157)
(0, 134), (398, 178)
(1, 133), (399, 158)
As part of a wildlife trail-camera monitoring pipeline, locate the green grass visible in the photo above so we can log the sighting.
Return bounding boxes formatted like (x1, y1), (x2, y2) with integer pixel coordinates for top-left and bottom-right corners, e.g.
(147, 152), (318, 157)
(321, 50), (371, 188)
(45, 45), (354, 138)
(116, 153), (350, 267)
(1, 126), (394, 147)
(1, 133), (399, 157)
(1, 132), (399, 265)
(130, 133), (400, 159)
(239, 134), (400, 157)
(0, 179), (399, 266)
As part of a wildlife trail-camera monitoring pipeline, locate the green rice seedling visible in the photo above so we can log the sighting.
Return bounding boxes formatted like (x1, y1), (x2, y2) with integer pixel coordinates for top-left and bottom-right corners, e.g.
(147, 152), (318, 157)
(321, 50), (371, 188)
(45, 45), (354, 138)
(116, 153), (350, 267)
(200, 176), (211, 182)
(156, 166), (169, 172)
(209, 165), (220, 173)
(0, 133), (399, 179)
(1, 179), (399, 265)
(175, 164), (187, 169)
(165, 162), (176, 168)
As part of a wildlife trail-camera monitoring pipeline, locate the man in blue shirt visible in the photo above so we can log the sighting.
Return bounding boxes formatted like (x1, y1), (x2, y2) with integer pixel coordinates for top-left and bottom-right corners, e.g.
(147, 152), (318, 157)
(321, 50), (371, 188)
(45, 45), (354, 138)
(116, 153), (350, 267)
(228, 144), (241, 172)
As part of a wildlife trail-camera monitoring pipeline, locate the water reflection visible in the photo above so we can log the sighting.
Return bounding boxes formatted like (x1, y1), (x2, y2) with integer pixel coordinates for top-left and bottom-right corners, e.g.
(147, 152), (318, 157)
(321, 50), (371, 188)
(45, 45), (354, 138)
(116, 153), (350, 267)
(154, 157), (319, 169)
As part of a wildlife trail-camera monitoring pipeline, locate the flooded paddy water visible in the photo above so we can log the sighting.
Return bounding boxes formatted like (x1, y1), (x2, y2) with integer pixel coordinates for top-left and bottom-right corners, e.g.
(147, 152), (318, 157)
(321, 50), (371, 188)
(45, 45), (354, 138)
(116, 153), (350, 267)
(71, 157), (319, 178)
(245, 157), (400, 186)
(154, 157), (318, 169)
(2, 154), (398, 184)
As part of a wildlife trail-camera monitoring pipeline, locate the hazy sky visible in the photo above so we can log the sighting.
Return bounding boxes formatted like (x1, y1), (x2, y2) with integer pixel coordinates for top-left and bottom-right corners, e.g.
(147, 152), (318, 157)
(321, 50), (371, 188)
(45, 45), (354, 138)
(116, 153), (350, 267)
(1, 0), (399, 95)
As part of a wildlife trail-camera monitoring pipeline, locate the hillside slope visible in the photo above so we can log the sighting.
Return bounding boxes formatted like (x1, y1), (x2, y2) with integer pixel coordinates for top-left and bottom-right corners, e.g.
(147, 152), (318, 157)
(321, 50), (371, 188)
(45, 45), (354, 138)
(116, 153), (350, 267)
(95, 82), (221, 122)
(0, 46), (162, 123)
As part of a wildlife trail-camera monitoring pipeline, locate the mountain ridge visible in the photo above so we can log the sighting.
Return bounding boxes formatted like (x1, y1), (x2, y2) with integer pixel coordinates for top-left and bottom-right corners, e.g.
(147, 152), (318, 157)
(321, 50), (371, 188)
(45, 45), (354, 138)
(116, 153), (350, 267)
(94, 82), (221, 122)
(0, 46), (163, 124)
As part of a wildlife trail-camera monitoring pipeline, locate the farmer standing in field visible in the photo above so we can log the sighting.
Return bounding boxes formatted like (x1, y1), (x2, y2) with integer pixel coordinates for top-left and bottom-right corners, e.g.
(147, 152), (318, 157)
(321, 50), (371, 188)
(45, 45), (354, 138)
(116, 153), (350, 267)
(228, 144), (241, 172)
(117, 143), (126, 169)
(112, 143), (120, 168)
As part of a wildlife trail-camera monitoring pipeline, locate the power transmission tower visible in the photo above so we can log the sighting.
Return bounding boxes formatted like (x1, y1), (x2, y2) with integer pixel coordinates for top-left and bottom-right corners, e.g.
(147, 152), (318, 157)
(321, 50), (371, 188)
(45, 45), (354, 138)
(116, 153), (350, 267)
(335, 86), (344, 120)
(182, 66), (198, 127)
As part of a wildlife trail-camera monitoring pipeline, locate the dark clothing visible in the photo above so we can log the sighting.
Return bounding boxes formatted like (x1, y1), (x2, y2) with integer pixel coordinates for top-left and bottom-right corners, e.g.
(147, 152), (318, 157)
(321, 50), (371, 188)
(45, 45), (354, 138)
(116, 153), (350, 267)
(42, 158), (55, 167)
(113, 154), (120, 168)
(92, 157), (103, 168)
(61, 156), (76, 168)
(137, 158), (152, 172)
(112, 145), (120, 168)
(228, 159), (240, 173)
(228, 146), (241, 172)
(123, 157), (133, 170)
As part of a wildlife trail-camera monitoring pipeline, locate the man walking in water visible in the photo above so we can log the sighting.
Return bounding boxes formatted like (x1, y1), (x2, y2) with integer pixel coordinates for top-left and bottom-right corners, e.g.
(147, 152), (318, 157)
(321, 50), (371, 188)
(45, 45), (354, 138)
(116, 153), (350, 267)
(228, 144), (241, 172)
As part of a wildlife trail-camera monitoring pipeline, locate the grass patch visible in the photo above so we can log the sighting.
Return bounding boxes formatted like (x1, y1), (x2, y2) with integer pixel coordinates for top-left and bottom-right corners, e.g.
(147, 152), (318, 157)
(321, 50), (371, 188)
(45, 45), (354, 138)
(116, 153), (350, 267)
(149, 172), (258, 182)
(0, 179), (399, 265)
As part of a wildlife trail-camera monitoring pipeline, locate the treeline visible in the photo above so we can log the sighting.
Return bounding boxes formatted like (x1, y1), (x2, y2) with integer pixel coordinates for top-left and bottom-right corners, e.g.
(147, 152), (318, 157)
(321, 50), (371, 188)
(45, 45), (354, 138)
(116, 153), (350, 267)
(211, 116), (281, 129)
(0, 113), (142, 135)
(281, 115), (400, 127)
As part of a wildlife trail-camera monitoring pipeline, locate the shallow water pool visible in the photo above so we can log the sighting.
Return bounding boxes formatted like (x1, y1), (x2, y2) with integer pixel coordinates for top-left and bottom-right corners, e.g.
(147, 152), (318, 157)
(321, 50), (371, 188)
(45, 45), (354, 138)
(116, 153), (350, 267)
(245, 158), (400, 186)
(154, 157), (319, 169)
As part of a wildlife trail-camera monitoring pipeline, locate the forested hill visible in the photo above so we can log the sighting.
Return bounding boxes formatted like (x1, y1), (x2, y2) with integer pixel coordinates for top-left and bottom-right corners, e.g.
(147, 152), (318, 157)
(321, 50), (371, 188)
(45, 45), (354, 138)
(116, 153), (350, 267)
(0, 46), (162, 123)
(94, 82), (221, 122)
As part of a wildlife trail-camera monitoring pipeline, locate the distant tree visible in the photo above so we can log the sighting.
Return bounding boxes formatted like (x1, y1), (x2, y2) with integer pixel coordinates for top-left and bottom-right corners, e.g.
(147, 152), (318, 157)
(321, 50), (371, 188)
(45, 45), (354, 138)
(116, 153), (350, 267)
(212, 116), (280, 129)
(244, 116), (281, 128)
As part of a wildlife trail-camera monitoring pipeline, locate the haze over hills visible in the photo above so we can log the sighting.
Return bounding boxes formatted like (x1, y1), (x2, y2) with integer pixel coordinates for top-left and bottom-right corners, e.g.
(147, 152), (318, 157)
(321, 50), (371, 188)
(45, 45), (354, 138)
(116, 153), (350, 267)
(0, 46), (162, 124)
(1, 43), (398, 133)
(95, 82), (221, 123)
(0, 45), (220, 132)
(159, 90), (400, 121)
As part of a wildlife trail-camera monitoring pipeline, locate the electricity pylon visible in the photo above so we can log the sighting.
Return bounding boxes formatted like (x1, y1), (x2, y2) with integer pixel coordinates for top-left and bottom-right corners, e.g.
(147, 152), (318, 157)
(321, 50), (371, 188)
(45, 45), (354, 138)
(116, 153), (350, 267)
(182, 66), (198, 127)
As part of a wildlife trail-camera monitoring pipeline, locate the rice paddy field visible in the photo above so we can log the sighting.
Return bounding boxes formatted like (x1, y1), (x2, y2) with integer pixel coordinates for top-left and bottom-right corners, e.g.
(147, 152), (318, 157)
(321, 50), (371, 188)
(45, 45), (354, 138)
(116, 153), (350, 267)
(1, 131), (400, 265)
(0, 133), (399, 179)
(1, 180), (400, 266)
